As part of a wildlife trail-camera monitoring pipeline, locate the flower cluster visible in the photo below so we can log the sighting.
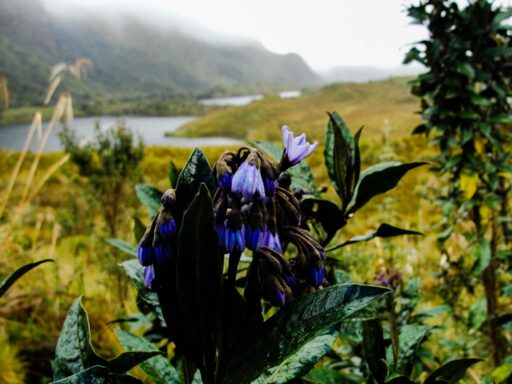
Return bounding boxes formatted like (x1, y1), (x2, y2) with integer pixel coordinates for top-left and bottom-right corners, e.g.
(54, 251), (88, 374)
(374, 267), (401, 290)
(137, 125), (322, 308)
(137, 189), (178, 288)
(212, 125), (323, 307)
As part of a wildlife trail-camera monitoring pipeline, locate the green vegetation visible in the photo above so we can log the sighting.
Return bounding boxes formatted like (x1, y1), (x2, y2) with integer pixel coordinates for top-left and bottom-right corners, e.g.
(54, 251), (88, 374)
(173, 77), (421, 142)
(405, 0), (512, 368)
(0, 0), (319, 108)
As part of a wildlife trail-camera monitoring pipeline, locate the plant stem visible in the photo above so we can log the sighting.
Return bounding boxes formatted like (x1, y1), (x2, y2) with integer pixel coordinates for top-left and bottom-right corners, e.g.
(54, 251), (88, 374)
(388, 294), (399, 369)
(472, 205), (502, 366)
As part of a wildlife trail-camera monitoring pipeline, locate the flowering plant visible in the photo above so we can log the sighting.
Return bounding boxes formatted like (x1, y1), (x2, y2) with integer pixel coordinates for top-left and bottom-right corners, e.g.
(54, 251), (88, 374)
(50, 112), (479, 383)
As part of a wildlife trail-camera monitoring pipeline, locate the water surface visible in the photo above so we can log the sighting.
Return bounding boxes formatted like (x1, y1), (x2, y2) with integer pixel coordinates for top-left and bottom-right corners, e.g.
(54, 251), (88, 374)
(0, 116), (242, 152)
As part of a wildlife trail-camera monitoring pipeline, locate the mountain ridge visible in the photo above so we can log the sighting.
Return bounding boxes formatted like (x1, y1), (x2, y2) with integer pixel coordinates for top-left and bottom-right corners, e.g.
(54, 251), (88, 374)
(0, 0), (321, 106)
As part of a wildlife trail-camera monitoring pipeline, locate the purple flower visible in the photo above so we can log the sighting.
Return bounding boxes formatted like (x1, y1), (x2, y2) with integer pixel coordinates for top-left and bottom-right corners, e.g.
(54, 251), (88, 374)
(218, 172), (233, 191)
(231, 160), (265, 201)
(262, 174), (276, 197)
(307, 265), (324, 288)
(246, 225), (263, 251)
(143, 265), (155, 289)
(282, 125), (318, 165)
(137, 244), (153, 266)
(216, 223), (227, 252)
(226, 225), (245, 253)
(267, 288), (286, 307)
(258, 229), (282, 253)
(282, 270), (296, 287)
(154, 243), (172, 265)
(159, 219), (177, 238)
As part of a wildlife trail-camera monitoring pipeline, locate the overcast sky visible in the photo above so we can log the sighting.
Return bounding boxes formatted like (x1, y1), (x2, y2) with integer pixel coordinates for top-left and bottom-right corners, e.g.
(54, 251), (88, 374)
(43, 0), (431, 70)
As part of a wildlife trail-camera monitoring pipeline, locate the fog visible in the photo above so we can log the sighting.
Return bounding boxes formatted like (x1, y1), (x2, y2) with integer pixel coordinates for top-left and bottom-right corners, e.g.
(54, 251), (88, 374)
(40, 0), (429, 72)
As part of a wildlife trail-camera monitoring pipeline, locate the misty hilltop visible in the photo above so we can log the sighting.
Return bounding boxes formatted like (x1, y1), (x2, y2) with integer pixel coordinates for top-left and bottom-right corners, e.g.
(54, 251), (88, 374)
(0, 0), (321, 106)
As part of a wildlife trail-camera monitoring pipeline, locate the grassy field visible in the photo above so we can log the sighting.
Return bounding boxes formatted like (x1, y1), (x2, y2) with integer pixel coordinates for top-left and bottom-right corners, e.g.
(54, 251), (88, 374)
(173, 77), (422, 142)
(0, 77), (499, 382)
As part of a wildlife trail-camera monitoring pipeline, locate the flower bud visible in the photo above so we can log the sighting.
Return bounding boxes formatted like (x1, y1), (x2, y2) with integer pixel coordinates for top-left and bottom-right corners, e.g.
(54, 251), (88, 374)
(143, 265), (155, 289)
(231, 152), (266, 202)
(161, 189), (176, 210)
(137, 244), (153, 266)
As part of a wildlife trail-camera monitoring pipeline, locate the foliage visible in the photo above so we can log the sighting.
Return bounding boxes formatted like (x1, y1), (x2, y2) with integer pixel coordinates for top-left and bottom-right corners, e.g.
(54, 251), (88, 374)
(51, 297), (160, 383)
(60, 122), (144, 236)
(102, 110), (473, 384)
(405, 0), (512, 367)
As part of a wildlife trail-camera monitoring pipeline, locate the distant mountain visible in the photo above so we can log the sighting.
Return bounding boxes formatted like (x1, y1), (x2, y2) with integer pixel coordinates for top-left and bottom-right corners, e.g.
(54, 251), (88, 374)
(0, 0), (321, 106)
(319, 65), (424, 84)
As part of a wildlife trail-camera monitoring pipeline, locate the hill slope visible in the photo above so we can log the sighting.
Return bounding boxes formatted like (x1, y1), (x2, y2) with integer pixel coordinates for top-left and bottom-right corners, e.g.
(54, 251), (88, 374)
(0, 0), (321, 106)
(174, 77), (421, 142)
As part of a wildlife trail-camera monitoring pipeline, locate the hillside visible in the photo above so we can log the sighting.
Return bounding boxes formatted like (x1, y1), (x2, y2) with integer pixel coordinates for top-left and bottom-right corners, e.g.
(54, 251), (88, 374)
(0, 0), (321, 107)
(173, 77), (422, 143)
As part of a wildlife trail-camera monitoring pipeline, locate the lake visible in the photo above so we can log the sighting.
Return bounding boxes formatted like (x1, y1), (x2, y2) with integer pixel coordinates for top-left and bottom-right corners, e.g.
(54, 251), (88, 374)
(199, 90), (301, 106)
(0, 116), (243, 152)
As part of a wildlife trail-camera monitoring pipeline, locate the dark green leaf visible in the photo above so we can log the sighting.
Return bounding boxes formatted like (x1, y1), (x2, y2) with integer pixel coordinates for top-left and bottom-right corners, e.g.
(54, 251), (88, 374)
(135, 184), (163, 218)
(325, 112), (355, 211)
(389, 324), (430, 374)
(347, 162), (428, 214)
(472, 238), (491, 276)
(133, 217), (146, 244)
(108, 374), (144, 384)
(328, 224), (423, 250)
(305, 367), (359, 384)
(50, 365), (109, 384)
(386, 376), (415, 384)
(468, 299), (486, 332)
(107, 239), (137, 258)
(363, 319), (388, 384)
(119, 260), (161, 316)
(107, 351), (162, 374)
(116, 330), (181, 384)
(169, 160), (180, 188)
(250, 140), (318, 197)
(457, 63), (474, 79)
(301, 198), (346, 246)
(0, 259), (54, 299)
(224, 284), (390, 384)
(53, 298), (107, 380)
(175, 148), (216, 220)
(252, 331), (338, 384)
(175, 183), (222, 376)
(424, 358), (482, 384)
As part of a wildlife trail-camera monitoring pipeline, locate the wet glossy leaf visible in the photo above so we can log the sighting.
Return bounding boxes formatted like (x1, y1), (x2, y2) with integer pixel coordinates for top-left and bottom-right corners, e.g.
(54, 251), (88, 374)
(107, 351), (162, 374)
(325, 112), (355, 211)
(53, 298), (107, 380)
(119, 260), (162, 320)
(50, 365), (144, 384)
(175, 148), (216, 220)
(176, 183), (222, 376)
(388, 324), (430, 375)
(424, 358), (482, 384)
(169, 160), (180, 188)
(224, 284), (390, 384)
(301, 198), (346, 245)
(305, 367), (358, 384)
(135, 184), (163, 218)
(50, 365), (109, 384)
(116, 330), (181, 384)
(251, 140), (318, 197)
(107, 239), (137, 257)
(347, 162), (428, 214)
(252, 331), (338, 384)
(0, 258), (54, 299)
